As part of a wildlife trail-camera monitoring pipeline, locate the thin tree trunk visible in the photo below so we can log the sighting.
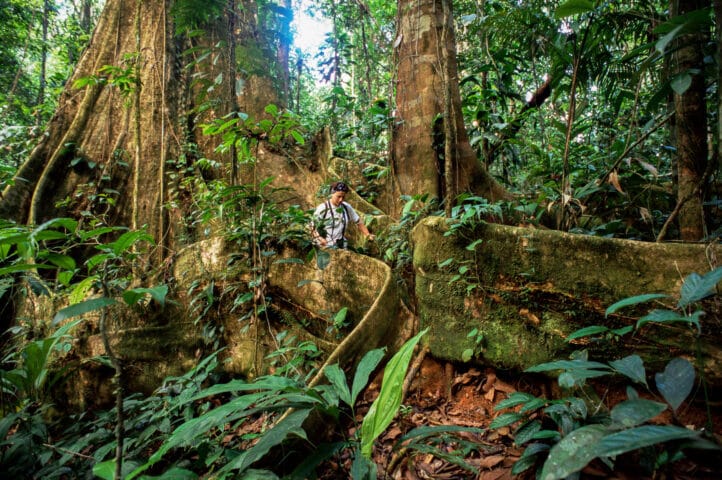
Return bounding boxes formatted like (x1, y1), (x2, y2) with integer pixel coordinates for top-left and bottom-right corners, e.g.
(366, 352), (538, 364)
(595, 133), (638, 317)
(671, 0), (709, 240)
(37, 0), (50, 127)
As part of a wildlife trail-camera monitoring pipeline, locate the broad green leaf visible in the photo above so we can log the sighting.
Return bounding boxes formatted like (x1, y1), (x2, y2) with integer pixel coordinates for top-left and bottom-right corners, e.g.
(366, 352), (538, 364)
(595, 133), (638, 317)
(264, 103), (279, 116)
(670, 73), (692, 95)
(595, 425), (700, 458)
(78, 226), (119, 241)
(290, 130), (305, 145)
(655, 357), (695, 411)
(360, 328), (428, 457)
(316, 249), (330, 270)
(532, 430), (562, 441)
(53, 297), (117, 324)
(566, 325), (609, 341)
(351, 348), (386, 405)
(610, 399), (667, 427)
(274, 257), (304, 265)
(678, 267), (722, 308)
(220, 408), (310, 475)
(655, 23), (684, 53)
(68, 276), (98, 305)
(526, 359), (610, 373)
(465, 239), (483, 251)
(350, 452), (377, 480)
(511, 451), (541, 476)
(520, 397), (547, 414)
(636, 309), (702, 332)
(110, 230), (154, 256)
(0, 263), (55, 275)
(92, 460), (115, 480)
(129, 392), (294, 479)
(324, 364), (351, 406)
(558, 369), (610, 389)
(539, 424), (607, 480)
(554, 0), (595, 19)
(489, 412), (524, 429)
(495, 392), (537, 411)
(123, 285), (169, 308)
(514, 420), (542, 446)
(93, 459), (141, 480)
(396, 424), (485, 445)
(32, 217), (78, 236)
(605, 293), (669, 317)
(609, 355), (647, 386)
(44, 253), (76, 271)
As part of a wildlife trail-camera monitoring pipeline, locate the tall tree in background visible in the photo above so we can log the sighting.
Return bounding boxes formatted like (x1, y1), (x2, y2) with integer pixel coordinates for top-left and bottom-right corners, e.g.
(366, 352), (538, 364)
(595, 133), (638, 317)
(0, 0), (285, 258)
(671, 0), (710, 240)
(390, 0), (508, 218)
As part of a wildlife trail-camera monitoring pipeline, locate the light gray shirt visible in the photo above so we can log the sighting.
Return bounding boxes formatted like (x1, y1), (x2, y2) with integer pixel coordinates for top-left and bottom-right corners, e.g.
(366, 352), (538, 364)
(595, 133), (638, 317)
(313, 200), (360, 247)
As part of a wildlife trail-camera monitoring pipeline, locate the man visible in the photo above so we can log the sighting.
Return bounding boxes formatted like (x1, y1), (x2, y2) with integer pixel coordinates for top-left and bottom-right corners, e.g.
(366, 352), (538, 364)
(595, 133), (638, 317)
(311, 181), (375, 248)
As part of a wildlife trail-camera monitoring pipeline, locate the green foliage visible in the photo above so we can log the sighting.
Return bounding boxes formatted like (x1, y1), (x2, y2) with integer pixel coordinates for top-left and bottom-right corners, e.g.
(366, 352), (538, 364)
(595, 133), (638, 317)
(360, 328), (428, 457)
(380, 194), (440, 269)
(492, 268), (722, 478)
(170, 0), (226, 32)
(393, 425), (487, 475)
(0, 217), (168, 478)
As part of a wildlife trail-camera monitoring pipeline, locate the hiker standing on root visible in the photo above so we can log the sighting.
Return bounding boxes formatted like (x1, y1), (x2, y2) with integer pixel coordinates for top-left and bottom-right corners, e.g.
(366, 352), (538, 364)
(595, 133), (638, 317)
(311, 181), (375, 249)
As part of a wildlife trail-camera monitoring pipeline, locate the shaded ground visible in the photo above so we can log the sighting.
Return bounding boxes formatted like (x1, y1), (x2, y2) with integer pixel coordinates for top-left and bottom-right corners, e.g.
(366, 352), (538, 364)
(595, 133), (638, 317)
(332, 356), (722, 480)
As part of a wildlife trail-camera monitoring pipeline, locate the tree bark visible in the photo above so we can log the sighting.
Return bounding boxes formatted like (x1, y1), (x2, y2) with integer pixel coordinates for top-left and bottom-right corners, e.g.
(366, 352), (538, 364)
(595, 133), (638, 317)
(391, 0), (508, 218)
(0, 0), (279, 253)
(671, 0), (709, 241)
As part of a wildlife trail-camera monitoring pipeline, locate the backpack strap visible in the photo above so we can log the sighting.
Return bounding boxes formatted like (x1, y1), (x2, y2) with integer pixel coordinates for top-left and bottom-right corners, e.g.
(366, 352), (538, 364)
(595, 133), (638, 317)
(321, 200), (349, 237)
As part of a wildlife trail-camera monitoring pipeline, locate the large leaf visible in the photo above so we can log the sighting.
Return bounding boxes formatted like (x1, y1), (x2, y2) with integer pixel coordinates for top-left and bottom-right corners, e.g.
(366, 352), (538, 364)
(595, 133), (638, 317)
(609, 355), (647, 387)
(595, 425), (700, 458)
(610, 399), (667, 428)
(220, 408), (311, 475)
(489, 412), (524, 429)
(605, 293), (669, 317)
(53, 297), (117, 324)
(539, 424), (607, 480)
(360, 328), (428, 457)
(526, 360), (610, 373)
(324, 364), (351, 406)
(554, 0), (595, 19)
(92, 459), (141, 480)
(315, 249), (330, 270)
(655, 23), (685, 54)
(566, 325), (610, 341)
(670, 73), (692, 95)
(636, 309), (702, 333)
(494, 392), (537, 411)
(110, 230), (154, 256)
(655, 357), (695, 411)
(122, 285), (169, 308)
(678, 267), (722, 308)
(351, 348), (386, 405)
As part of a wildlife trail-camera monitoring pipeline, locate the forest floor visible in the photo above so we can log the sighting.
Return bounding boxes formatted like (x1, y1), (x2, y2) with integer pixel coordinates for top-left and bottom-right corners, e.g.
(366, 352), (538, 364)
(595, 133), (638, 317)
(327, 356), (722, 480)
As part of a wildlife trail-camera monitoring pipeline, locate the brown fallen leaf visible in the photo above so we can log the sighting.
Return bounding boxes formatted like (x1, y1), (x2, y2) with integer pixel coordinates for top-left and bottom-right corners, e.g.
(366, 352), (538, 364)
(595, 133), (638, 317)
(478, 454), (505, 469)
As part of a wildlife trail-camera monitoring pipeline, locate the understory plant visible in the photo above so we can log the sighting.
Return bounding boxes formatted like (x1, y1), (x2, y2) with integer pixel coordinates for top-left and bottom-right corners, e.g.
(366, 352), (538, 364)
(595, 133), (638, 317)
(104, 328), (429, 480)
(491, 267), (722, 479)
(0, 217), (169, 478)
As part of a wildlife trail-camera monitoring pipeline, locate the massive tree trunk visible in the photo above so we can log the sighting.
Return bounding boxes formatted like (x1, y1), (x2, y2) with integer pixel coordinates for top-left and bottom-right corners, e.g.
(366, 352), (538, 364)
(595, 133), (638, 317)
(0, 0), (281, 255)
(390, 0), (508, 218)
(671, 0), (709, 240)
